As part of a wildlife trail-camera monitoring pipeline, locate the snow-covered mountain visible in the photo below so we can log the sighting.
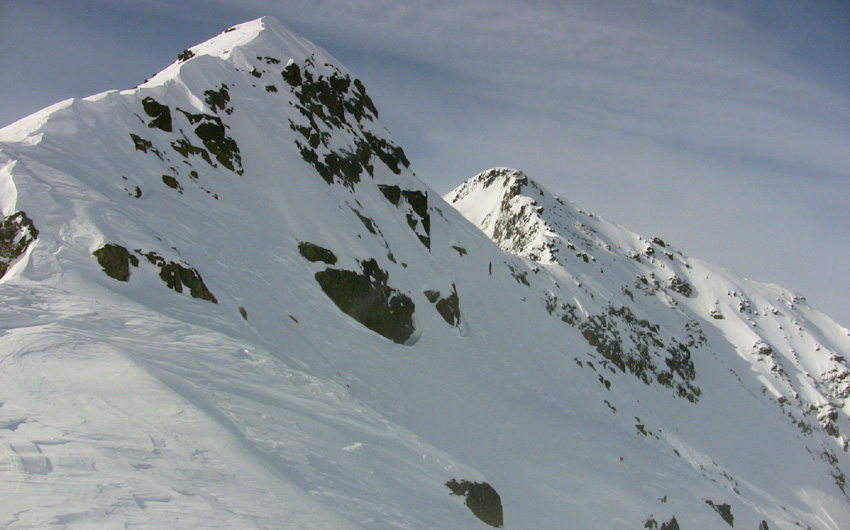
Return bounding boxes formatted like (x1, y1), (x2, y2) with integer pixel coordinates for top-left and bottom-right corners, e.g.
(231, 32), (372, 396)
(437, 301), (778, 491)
(1, 16), (849, 530)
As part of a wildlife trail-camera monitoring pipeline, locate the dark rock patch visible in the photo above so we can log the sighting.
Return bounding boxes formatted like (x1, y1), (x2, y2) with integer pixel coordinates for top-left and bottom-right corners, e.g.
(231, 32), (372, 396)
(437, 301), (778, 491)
(130, 133), (165, 160)
(446, 479), (503, 528)
(177, 49), (195, 62)
(298, 241), (337, 265)
(141, 251), (218, 303)
(204, 84), (231, 114)
(435, 284), (461, 326)
(286, 56), (409, 188)
(424, 290), (440, 303)
(93, 244), (139, 282)
(575, 304), (701, 402)
(171, 137), (213, 166)
(282, 62), (302, 87)
(141, 97), (172, 132)
(377, 184), (402, 206)
(0, 211), (38, 279)
(161, 175), (183, 193)
(668, 276), (693, 297)
(192, 118), (242, 173)
(314, 258), (414, 344)
(351, 209), (378, 235)
(175, 109), (242, 173)
(377, 185), (429, 249)
(705, 500), (734, 527)
(662, 517), (680, 530)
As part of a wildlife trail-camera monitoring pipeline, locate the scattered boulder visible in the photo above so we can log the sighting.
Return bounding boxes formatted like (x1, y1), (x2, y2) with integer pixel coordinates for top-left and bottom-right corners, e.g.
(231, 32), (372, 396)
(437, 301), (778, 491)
(93, 244), (139, 282)
(446, 479), (503, 528)
(298, 241), (337, 265)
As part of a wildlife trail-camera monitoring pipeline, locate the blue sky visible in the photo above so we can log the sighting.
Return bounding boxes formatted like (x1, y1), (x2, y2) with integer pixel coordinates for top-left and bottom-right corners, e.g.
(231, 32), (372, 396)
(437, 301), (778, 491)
(2, 0), (849, 326)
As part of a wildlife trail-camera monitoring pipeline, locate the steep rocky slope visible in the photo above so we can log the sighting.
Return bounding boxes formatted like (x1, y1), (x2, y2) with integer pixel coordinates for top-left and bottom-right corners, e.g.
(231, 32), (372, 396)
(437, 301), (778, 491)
(1, 17), (849, 530)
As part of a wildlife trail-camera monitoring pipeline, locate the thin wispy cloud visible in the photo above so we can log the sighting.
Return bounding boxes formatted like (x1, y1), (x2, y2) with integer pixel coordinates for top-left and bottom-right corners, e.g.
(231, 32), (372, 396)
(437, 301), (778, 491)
(1, 0), (848, 325)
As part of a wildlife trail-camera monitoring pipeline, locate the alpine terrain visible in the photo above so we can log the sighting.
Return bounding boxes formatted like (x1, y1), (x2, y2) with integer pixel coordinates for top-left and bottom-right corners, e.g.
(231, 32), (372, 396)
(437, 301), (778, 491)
(1, 16), (849, 530)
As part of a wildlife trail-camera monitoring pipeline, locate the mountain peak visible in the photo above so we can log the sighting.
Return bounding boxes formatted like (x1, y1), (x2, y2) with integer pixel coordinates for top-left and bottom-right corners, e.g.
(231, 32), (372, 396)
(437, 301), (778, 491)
(143, 16), (332, 88)
(2, 19), (850, 530)
(446, 167), (571, 264)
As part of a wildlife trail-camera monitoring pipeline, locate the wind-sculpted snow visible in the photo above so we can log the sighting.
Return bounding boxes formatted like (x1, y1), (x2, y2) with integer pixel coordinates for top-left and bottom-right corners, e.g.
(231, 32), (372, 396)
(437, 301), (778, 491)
(2, 16), (850, 530)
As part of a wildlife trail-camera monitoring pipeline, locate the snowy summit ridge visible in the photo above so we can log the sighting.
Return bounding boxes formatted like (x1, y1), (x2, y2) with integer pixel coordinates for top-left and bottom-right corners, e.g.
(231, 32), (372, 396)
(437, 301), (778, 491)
(2, 17), (850, 530)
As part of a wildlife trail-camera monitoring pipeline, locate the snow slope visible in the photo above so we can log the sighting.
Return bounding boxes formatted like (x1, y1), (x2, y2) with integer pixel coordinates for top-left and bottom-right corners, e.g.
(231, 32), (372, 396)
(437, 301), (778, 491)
(1, 17), (849, 530)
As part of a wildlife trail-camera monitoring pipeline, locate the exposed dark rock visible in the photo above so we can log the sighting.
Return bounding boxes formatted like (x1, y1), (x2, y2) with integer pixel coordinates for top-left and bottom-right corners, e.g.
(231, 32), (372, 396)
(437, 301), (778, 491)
(175, 109), (242, 173)
(93, 244), (139, 282)
(282, 62), (302, 87)
(171, 137), (213, 166)
(661, 517), (680, 530)
(193, 119), (242, 172)
(402, 189), (429, 242)
(314, 259), (414, 344)
(446, 479), (503, 528)
(141, 97), (172, 132)
(161, 175), (183, 193)
(0, 211), (38, 279)
(705, 500), (734, 527)
(377, 185), (430, 248)
(435, 284), (461, 326)
(298, 241), (337, 265)
(364, 131), (408, 174)
(351, 209), (378, 235)
(286, 56), (409, 188)
(177, 49), (195, 62)
(507, 264), (530, 286)
(142, 251), (218, 303)
(129, 133), (164, 160)
(668, 276), (693, 297)
(557, 302), (702, 402)
(424, 290), (440, 303)
(377, 184), (402, 206)
(204, 84), (231, 113)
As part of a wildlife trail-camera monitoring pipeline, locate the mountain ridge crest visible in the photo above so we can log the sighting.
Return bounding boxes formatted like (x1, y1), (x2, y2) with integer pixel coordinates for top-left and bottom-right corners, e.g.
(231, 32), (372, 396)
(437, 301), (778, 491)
(1, 18), (849, 530)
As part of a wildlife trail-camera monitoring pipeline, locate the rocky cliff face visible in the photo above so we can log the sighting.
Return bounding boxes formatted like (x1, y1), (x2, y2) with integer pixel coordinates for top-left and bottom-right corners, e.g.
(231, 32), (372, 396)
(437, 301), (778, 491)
(1, 17), (849, 530)
(450, 167), (850, 440)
